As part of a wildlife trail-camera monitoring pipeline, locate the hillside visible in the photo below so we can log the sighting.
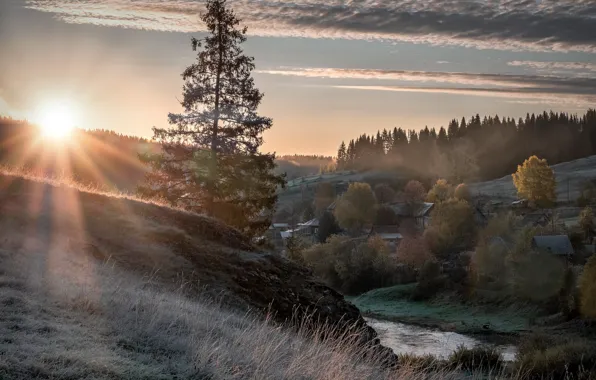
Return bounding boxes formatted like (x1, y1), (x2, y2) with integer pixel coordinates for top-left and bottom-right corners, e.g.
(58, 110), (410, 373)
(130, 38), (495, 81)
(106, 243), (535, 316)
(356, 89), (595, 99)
(0, 171), (396, 378)
(469, 154), (596, 203)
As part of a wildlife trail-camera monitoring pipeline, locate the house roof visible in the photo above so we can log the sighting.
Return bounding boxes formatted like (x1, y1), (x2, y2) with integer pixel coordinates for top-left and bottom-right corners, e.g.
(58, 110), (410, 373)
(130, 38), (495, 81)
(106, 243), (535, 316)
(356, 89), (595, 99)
(532, 235), (574, 256)
(377, 233), (403, 241)
(369, 225), (403, 241)
(298, 218), (319, 228)
(271, 223), (290, 229)
(522, 212), (551, 226)
(388, 202), (434, 217)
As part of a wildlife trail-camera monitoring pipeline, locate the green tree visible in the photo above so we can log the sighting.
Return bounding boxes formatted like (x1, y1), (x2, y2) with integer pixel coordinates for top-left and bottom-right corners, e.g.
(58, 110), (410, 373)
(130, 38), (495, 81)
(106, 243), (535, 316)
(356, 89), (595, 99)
(139, 0), (284, 237)
(317, 211), (341, 243)
(512, 155), (556, 208)
(426, 179), (453, 203)
(334, 182), (377, 235)
(314, 182), (336, 216)
(336, 141), (347, 170)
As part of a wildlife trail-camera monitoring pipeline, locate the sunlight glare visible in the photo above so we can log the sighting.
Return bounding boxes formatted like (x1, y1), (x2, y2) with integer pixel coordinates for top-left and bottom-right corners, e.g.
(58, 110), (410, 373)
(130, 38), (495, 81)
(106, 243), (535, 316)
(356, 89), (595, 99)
(35, 101), (79, 139)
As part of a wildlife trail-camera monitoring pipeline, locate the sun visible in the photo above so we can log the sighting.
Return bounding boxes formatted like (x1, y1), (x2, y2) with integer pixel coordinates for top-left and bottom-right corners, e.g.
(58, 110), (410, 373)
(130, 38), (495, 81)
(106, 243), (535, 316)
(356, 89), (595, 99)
(35, 101), (79, 139)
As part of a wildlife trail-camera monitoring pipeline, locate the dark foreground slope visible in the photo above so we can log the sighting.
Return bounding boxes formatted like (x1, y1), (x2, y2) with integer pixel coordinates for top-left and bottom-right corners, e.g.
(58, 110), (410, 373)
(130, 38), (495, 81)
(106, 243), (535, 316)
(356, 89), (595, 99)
(0, 173), (393, 363)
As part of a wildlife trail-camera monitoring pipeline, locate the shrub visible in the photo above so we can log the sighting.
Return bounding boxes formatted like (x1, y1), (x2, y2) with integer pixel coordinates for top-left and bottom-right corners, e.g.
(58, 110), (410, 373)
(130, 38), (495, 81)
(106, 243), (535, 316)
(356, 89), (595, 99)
(448, 345), (503, 372)
(302, 235), (398, 295)
(412, 260), (443, 300)
(507, 250), (566, 303)
(515, 335), (596, 380)
(580, 254), (596, 319)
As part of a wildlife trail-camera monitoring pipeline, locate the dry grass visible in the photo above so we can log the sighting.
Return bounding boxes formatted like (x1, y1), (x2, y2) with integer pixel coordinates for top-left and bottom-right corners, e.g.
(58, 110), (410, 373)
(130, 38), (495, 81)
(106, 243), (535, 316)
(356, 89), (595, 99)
(0, 247), (476, 380)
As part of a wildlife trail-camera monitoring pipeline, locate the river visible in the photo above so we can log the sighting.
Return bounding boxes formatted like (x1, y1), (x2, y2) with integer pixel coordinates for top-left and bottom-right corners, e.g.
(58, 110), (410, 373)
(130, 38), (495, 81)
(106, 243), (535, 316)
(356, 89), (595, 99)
(367, 317), (518, 361)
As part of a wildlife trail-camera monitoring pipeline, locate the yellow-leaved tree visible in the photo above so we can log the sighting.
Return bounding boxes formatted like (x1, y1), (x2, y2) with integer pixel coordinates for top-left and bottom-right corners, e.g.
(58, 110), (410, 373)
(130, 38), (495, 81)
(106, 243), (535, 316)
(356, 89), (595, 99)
(512, 155), (556, 208)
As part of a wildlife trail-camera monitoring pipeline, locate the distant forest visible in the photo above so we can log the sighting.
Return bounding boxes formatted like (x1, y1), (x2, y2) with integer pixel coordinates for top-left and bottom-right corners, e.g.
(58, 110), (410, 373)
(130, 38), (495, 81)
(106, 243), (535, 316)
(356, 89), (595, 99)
(336, 109), (596, 182)
(0, 117), (332, 189)
(275, 155), (334, 180)
(0, 116), (155, 191)
(4, 109), (596, 191)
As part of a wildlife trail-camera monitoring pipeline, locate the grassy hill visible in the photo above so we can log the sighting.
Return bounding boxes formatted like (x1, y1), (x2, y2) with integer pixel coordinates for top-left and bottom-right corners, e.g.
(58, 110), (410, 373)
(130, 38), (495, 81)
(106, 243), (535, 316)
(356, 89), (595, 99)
(0, 170), (408, 379)
(469, 155), (596, 203)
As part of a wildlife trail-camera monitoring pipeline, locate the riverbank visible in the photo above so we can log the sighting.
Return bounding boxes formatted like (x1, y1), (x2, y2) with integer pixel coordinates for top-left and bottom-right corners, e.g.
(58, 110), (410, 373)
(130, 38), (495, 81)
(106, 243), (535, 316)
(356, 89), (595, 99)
(349, 284), (538, 337)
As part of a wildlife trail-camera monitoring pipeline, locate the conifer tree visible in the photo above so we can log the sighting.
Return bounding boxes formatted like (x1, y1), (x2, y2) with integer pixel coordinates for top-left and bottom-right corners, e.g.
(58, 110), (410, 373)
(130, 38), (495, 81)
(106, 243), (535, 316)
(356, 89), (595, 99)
(139, 0), (285, 237)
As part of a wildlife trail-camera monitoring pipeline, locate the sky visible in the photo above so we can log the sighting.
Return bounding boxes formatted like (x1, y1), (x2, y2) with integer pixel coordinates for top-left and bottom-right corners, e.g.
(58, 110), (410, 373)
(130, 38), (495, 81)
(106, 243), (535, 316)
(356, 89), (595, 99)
(1, 0), (595, 155)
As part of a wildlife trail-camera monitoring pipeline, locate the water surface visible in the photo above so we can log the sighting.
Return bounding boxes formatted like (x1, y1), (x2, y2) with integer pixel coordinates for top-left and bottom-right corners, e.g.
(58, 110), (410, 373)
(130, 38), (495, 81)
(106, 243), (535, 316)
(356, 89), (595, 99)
(367, 317), (517, 361)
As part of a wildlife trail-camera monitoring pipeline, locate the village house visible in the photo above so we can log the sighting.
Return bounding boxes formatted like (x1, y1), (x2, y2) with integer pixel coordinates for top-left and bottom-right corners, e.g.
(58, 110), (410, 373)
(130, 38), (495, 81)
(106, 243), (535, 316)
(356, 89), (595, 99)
(368, 225), (403, 249)
(388, 202), (435, 230)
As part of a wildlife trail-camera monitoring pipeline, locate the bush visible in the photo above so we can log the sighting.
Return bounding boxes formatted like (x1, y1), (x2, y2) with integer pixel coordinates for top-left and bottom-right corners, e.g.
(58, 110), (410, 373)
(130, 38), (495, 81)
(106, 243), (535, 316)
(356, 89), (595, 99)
(302, 235), (398, 295)
(448, 345), (503, 372)
(580, 254), (596, 319)
(412, 260), (443, 300)
(515, 335), (596, 379)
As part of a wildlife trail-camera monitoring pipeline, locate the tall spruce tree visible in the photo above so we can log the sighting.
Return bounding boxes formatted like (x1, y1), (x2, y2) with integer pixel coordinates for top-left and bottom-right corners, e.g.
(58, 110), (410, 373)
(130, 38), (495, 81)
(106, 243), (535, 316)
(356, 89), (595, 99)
(139, 0), (285, 237)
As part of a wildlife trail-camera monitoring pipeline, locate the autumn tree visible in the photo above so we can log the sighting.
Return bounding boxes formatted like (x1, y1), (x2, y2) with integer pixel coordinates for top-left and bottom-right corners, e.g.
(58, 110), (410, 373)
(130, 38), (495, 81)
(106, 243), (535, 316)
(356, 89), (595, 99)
(404, 180), (426, 204)
(374, 183), (396, 204)
(426, 179), (452, 203)
(512, 155), (556, 208)
(334, 182), (377, 235)
(397, 236), (434, 270)
(424, 198), (476, 255)
(454, 183), (471, 202)
(139, 0), (284, 237)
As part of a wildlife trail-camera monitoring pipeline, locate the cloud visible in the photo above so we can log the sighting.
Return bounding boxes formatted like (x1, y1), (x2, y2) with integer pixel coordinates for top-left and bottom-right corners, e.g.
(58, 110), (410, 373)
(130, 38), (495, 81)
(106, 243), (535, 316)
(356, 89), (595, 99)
(25, 0), (596, 52)
(508, 60), (596, 72)
(257, 67), (596, 107)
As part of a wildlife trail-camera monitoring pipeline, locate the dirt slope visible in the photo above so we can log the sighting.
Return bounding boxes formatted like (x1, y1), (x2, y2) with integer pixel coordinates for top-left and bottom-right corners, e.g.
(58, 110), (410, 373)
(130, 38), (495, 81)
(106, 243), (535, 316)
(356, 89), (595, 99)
(0, 172), (393, 361)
